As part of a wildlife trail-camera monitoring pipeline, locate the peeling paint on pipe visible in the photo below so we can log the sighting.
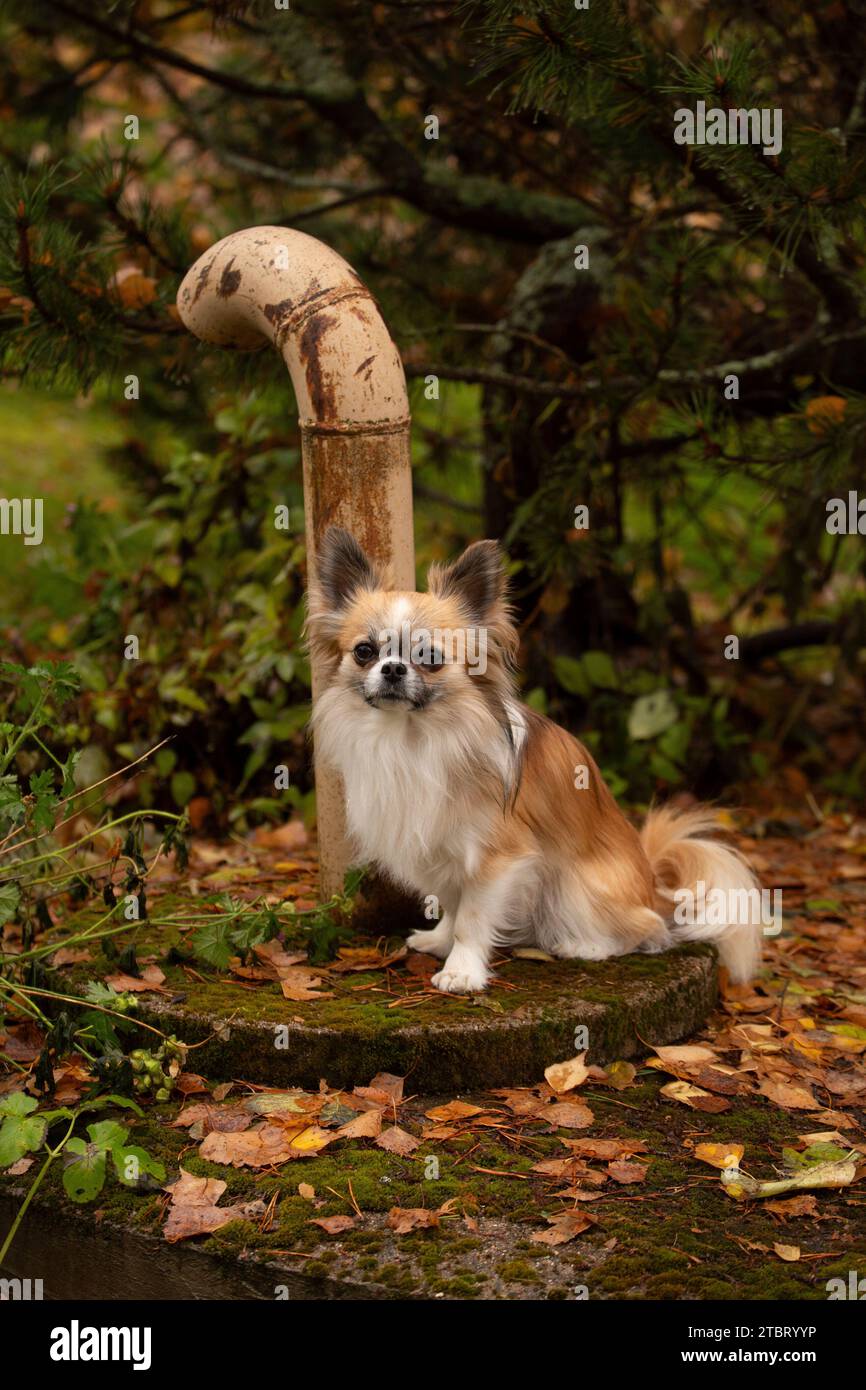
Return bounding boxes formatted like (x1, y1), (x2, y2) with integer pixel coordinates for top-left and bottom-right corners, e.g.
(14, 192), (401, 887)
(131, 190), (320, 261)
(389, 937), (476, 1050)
(177, 226), (415, 896)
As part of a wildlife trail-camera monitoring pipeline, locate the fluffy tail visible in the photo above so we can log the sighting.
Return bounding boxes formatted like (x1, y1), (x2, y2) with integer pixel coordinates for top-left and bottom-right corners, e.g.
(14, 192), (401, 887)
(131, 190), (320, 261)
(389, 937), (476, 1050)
(640, 805), (763, 983)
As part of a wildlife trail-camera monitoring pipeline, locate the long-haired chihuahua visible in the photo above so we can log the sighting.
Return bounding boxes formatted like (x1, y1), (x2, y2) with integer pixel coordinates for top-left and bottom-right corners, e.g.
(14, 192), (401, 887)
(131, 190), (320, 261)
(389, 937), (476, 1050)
(307, 527), (762, 995)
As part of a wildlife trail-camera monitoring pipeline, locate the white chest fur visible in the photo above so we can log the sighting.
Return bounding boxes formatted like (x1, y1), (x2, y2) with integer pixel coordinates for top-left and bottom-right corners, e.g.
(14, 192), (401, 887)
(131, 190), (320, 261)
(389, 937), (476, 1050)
(312, 688), (501, 893)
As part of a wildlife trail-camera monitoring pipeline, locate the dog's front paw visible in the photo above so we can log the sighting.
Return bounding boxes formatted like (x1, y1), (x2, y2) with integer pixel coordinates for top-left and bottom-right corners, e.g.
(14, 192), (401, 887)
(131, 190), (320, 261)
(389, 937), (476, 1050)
(407, 928), (451, 959)
(431, 964), (488, 995)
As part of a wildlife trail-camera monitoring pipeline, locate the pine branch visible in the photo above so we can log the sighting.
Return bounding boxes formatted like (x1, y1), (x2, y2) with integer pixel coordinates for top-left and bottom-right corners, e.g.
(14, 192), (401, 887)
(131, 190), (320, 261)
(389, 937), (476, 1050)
(53, 0), (596, 244)
(467, 2), (865, 321)
(404, 313), (866, 397)
(14, 202), (61, 330)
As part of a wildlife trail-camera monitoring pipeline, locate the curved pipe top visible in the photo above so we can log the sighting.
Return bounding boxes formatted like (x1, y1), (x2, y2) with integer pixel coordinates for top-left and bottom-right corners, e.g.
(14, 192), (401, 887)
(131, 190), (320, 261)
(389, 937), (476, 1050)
(176, 226), (409, 435)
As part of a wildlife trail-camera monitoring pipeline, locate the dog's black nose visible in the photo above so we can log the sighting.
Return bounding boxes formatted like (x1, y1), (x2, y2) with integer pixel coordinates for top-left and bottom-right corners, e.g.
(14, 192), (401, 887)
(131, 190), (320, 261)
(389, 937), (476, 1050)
(381, 661), (406, 683)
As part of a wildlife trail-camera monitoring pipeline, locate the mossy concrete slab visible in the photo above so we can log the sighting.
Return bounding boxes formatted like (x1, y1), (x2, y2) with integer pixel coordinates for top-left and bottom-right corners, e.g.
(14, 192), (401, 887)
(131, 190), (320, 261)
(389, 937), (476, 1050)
(0, 1192), (582, 1301)
(56, 935), (718, 1091)
(3, 1074), (858, 1302)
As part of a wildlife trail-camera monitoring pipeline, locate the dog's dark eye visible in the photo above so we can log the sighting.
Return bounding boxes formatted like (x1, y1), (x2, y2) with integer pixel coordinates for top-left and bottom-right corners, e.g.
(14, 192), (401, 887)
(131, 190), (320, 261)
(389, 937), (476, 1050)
(418, 649), (444, 671)
(353, 642), (376, 664)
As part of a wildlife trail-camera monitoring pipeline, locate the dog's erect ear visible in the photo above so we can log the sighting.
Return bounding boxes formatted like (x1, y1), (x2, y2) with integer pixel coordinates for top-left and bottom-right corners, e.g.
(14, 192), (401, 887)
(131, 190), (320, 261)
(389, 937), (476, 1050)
(427, 540), (508, 623)
(313, 527), (382, 611)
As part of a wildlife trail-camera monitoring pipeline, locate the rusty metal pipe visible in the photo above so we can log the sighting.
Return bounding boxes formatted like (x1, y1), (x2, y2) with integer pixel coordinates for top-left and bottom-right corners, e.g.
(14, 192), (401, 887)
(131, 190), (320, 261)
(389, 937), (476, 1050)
(177, 226), (415, 896)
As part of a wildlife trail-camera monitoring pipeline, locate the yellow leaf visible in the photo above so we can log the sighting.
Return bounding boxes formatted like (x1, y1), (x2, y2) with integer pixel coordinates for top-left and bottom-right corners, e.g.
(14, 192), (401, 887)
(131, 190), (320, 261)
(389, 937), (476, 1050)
(424, 1101), (483, 1122)
(604, 1061), (637, 1091)
(544, 1052), (589, 1093)
(660, 1080), (729, 1112)
(289, 1125), (333, 1153)
(789, 1035), (823, 1061)
(694, 1142), (744, 1170)
(651, 1044), (717, 1070)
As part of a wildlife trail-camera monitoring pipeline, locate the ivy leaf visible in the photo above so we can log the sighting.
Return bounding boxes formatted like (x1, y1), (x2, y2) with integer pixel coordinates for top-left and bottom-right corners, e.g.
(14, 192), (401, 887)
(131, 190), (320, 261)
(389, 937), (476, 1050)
(191, 919), (235, 969)
(62, 1138), (108, 1202)
(0, 1092), (47, 1167)
(0, 1093), (40, 1120)
(63, 1117), (165, 1198)
(62, 1118), (127, 1201)
(552, 654), (590, 697)
(86, 1119), (130, 1152)
(581, 650), (618, 690)
(113, 1144), (166, 1188)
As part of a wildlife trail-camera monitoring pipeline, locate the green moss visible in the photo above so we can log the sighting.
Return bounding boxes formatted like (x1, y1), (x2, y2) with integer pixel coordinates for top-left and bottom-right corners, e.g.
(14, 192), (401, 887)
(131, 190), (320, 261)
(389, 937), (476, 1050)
(6, 930), (860, 1302)
(379, 1263), (419, 1292)
(434, 1274), (483, 1297)
(448, 1237), (482, 1253)
(566, 1087), (860, 1301)
(498, 1259), (540, 1284)
(48, 896), (717, 1089)
(3, 1065), (862, 1301)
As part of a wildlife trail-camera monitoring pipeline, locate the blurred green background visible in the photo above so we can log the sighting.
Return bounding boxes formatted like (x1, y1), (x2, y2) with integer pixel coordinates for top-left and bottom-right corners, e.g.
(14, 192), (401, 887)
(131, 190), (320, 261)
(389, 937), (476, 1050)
(2, 0), (865, 826)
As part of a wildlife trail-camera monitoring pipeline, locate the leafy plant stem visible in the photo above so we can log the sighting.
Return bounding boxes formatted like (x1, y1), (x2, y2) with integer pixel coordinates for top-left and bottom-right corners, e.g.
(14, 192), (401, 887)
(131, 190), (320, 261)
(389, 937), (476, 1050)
(0, 1112), (75, 1267)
